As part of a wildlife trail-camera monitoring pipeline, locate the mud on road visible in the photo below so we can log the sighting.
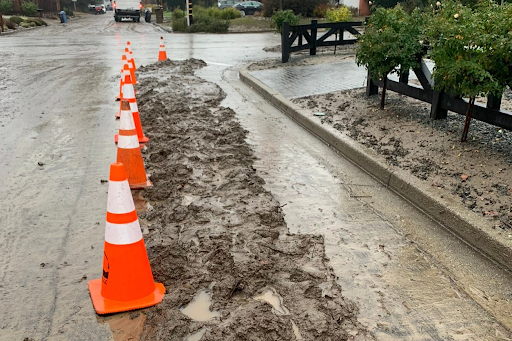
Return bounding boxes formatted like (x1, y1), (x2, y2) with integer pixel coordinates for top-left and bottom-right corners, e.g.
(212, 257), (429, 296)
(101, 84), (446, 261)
(134, 59), (371, 340)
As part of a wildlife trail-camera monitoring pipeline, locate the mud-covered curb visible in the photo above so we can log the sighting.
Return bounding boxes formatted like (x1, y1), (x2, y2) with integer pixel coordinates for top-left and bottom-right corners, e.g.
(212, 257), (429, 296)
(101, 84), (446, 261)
(239, 63), (512, 273)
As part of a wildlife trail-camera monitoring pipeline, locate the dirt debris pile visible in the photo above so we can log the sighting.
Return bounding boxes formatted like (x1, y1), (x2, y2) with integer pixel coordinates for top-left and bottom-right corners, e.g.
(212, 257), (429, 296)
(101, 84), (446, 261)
(134, 59), (371, 340)
(293, 87), (512, 230)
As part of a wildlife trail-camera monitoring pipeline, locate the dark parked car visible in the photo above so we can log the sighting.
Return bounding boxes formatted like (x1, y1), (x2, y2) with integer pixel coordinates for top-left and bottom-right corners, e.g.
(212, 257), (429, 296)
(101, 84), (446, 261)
(232, 1), (262, 16)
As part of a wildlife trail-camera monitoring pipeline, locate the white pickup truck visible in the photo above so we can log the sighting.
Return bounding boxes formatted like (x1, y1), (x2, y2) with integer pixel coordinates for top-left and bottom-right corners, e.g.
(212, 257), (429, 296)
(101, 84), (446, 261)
(113, 0), (142, 22)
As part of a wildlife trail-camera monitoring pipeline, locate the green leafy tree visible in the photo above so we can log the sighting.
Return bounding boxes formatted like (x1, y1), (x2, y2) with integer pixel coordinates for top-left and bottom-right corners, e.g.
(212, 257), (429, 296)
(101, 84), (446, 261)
(425, 0), (504, 141)
(325, 6), (352, 22)
(0, 0), (13, 14)
(270, 9), (300, 34)
(21, 1), (38, 16)
(356, 5), (423, 109)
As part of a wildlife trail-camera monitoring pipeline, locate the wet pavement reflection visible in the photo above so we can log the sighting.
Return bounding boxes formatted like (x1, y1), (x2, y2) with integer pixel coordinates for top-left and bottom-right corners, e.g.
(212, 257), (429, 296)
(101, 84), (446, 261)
(1, 13), (511, 340)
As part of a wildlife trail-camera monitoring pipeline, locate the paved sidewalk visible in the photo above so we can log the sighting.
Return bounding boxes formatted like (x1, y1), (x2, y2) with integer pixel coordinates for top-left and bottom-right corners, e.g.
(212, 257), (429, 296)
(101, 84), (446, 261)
(249, 58), (432, 99)
(249, 61), (367, 98)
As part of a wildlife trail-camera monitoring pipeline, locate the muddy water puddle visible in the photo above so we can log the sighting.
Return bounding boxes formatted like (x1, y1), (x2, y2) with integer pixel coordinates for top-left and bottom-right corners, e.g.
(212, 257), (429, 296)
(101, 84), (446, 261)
(185, 327), (208, 341)
(213, 67), (512, 339)
(253, 288), (290, 315)
(180, 289), (220, 322)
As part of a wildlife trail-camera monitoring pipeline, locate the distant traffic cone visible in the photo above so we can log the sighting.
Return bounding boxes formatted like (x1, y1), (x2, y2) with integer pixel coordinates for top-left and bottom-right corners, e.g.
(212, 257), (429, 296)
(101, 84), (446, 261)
(125, 48), (137, 84)
(116, 81), (149, 144)
(116, 63), (132, 102)
(158, 37), (167, 62)
(115, 101), (151, 189)
(126, 42), (136, 70)
(88, 162), (163, 315)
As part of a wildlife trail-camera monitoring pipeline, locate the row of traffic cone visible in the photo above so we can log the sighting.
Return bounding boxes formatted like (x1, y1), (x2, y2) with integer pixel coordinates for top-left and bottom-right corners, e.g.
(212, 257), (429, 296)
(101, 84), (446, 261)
(88, 39), (168, 315)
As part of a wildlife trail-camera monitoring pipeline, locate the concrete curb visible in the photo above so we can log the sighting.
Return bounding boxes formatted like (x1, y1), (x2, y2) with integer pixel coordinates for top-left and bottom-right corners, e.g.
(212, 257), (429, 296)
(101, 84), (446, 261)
(239, 63), (512, 273)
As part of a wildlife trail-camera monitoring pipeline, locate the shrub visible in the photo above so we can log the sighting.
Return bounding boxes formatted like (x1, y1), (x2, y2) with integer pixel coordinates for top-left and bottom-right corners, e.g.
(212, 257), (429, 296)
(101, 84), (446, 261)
(312, 3), (331, 17)
(5, 18), (15, 28)
(171, 6), (230, 33)
(20, 21), (30, 27)
(0, 0), (13, 14)
(188, 19), (229, 32)
(171, 7), (185, 20)
(219, 7), (241, 20)
(270, 9), (300, 34)
(9, 15), (24, 24)
(21, 1), (38, 16)
(325, 6), (352, 22)
(171, 16), (187, 31)
(25, 17), (46, 25)
(262, 0), (329, 17)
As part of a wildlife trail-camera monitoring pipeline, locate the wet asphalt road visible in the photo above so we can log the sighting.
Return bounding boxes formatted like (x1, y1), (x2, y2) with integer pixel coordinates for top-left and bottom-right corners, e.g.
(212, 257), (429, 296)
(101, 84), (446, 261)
(1, 13), (512, 340)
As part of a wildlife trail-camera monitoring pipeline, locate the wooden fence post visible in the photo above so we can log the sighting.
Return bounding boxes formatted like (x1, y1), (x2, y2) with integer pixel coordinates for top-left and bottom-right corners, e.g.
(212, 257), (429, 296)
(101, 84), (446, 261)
(399, 70), (409, 84)
(282, 21), (290, 63)
(366, 70), (378, 96)
(310, 19), (317, 56)
(487, 93), (502, 110)
(430, 90), (448, 119)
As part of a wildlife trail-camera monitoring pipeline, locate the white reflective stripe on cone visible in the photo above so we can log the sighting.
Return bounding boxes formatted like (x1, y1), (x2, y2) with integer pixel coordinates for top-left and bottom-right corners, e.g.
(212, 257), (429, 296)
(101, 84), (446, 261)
(129, 101), (139, 114)
(107, 180), (136, 214)
(118, 134), (140, 149)
(119, 110), (136, 130)
(105, 220), (143, 245)
(122, 83), (135, 99)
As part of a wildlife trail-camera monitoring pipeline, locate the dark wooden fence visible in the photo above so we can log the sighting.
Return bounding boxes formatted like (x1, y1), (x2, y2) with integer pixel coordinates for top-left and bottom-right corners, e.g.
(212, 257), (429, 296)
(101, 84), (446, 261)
(281, 20), (363, 63)
(366, 61), (512, 131)
(281, 20), (512, 131)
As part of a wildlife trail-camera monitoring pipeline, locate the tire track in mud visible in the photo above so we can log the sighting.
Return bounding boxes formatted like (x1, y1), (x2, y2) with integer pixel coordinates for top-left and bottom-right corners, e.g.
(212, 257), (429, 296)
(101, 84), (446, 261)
(135, 59), (372, 340)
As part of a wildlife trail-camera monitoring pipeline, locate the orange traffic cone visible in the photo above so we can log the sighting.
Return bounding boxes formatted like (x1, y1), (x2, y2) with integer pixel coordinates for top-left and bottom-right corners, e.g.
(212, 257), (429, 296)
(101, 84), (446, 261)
(116, 81), (149, 144)
(116, 63), (132, 102)
(115, 101), (151, 189)
(158, 37), (167, 62)
(88, 162), (163, 314)
(126, 42), (136, 70)
(116, 68), (132, 115)
(125, 48), (137, 84)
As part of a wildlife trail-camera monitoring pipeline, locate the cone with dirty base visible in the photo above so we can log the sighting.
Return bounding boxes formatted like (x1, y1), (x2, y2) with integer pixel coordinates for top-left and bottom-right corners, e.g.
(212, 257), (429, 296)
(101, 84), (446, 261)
(115, 81), (149, 144)
(115, 100), (151, 189)
(88, 162), (164, 315)
(158, 37), (167, 62)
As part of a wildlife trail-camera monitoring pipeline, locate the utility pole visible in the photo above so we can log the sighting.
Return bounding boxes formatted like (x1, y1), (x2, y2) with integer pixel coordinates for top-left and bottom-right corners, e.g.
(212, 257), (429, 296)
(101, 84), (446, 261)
(186, 0), (193, 26)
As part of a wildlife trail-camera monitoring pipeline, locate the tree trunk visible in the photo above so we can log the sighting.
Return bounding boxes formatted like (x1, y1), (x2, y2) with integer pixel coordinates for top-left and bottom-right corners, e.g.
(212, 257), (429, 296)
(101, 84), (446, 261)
(380, 74), (388, 110)
(13, 0), (21, 14)
(461, 97), (475, 142)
